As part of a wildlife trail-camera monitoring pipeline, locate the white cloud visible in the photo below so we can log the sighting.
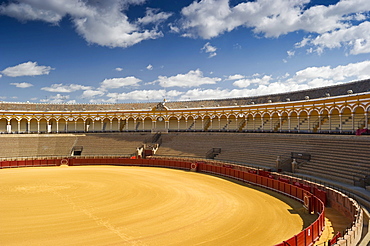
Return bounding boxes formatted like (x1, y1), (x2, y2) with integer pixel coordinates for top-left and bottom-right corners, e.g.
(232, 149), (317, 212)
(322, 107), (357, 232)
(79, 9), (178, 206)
(2, 61), (54, 77)
(178, 0), (370, 55)
(41, 83), (91, 93)
(81, 89), (105, 98)
(168, 23), (180, 33)
(107, 89), (180, 101)
(40, 94), (75, 104)
(156, 69), (221, 88)
(146, 64), (153, 70)
(178, 0), (370, 39)
(100, 77), (141, 90)
(178, 84), (305, 101)
(115, 67), (123, 71)
(299, 21), (370, 55)
(176, 60), (370, 101)
(233, 75), (272, 88)
(137, 8), (172, 25)
(289, 60), (370, 83)
(201, 42), (217, 58)
(287, 50), (295, 57)
(0, 0), (171, 48)
(10, 82), (33, 88)
(225, 74), (245, 80)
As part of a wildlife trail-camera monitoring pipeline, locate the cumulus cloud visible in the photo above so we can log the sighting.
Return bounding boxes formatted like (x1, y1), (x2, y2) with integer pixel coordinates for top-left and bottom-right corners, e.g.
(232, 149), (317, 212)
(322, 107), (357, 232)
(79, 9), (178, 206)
(137, 8), (172, 25)
(298, 21), (370, 55)
(179, 0), (369, 38)
(179, 83), (308, 101)
(0, 0), (171, 48)
(115, 67), (123, 71)
(169, 60), (369, 102)
(41, 83), (91, 93)
(201, 42), (217, 58)
(79, 76), (143, 99)
(288, 60), (370, 84)
(177, 0), (370, 55)
(100, 77), (141, 90)
(2, 61), (54, 77)
(156, 69), (221, 88)
(225, 74), (245, 81)
(107, 89), (182, 101)
(81, 89), (105, 99)
(40, 94), (75, 104)
(10, 82), (33, 88)
(224, 60), (370, 99)
(233, 75), (272, 88)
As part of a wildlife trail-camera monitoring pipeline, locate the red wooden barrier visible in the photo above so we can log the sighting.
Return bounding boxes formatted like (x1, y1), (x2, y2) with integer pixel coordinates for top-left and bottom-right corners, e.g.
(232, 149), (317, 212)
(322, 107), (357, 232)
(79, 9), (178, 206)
(10, 161), (17, 167)
(18, 160), (26, 167)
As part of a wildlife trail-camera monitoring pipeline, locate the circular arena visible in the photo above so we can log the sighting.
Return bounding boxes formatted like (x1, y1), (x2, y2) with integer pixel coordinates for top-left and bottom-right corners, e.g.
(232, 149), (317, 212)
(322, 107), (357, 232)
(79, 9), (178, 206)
(0, 80), (369, 246)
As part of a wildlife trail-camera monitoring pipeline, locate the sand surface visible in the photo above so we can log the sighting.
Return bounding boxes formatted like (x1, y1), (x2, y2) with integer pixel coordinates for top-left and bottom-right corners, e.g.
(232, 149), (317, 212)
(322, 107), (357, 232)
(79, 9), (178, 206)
(0, 166), (304, 246)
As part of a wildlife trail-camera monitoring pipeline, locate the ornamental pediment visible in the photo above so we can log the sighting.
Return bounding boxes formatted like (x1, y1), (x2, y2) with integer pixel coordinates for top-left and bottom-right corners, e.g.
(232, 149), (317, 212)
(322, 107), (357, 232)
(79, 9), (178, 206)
(152, 102), (168, 112)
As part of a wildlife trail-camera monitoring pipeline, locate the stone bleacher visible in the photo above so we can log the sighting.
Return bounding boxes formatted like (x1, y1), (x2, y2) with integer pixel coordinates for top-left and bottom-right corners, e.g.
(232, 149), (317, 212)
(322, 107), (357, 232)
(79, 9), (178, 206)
(156, 132), (370, 185)
(0, 132), (369, 187)
(73, 133), (148, 156)
(0, 135), (76, 158)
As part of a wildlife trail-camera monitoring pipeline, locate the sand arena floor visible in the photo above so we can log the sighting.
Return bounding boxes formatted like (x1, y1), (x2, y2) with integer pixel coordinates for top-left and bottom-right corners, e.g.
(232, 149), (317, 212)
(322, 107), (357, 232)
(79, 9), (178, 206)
(0, 166), (305, 246)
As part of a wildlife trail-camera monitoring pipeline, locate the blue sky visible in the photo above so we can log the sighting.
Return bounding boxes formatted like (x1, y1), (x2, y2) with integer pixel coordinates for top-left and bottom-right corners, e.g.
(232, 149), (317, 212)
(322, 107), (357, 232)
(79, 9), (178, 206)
(0, 0), (370, 104)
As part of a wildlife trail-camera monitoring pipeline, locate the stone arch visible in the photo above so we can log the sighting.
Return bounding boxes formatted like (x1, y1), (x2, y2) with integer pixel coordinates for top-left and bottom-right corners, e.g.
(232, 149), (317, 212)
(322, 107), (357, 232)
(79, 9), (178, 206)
(202, 115), (212, 131)
(353, 106), (366, 130)
(168, 116), (178, 131)
(227, 114), (237, 131)
(280, 112), (289, 132)
(75, 118), (85, 132)
(0, 118), (7, 133)
(309, 109), (320, 133)
(85, 118), (93, 132)
(298, 111), (309, 132)
(219, 115), (228, 131)
(260, 112), (270, 132)
(186, 115), (195, 131)
(93, 117), (102, 132)
(19, 118), (28, 133)
(330, 108), (341, 133)
(319, 109), (330, 132)
(254, 113), (262, 132)
(341, 107), (353, 132)
(127, 116), (136, 131)
(39, 118), (48, 133)
(9, 118), (18, 133)
(178, 116), (187, 131)
(270, 112), (280, 132)
(49, 118), (58, 133)
(102, 118), (110, 132)
(289, 111), (299, 132)
(245, 113), (254, 132)
(29, 118), (38, 133)
(112, 117), (119, 132)
(143, 117), (153, 131)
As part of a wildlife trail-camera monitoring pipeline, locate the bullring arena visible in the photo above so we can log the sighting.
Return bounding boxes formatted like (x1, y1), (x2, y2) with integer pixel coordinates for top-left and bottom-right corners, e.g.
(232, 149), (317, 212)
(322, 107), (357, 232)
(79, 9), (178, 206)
(0, 79), (370, 245)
